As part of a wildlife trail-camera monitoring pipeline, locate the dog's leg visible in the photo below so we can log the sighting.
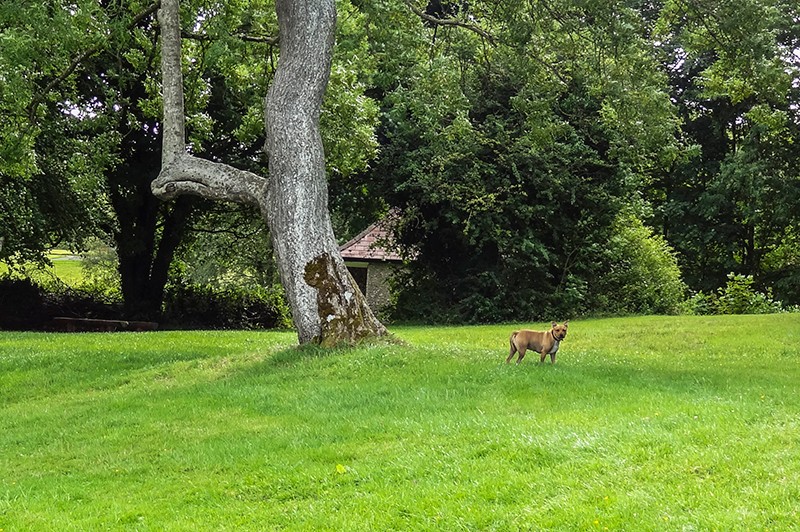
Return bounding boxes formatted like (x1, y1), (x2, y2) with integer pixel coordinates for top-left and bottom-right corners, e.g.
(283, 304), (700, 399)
(549, 353), (556, 364)
(539, 351), (547, 364)
(506, 336), (517, 363)
(516, 346), (526, 364)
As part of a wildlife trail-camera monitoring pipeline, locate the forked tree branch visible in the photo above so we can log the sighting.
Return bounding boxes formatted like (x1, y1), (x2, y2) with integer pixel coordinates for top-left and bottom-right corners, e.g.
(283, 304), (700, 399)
(403, 0), (495, 44)
(182, 30), (278, 45)
(153, 0), (266, 207)
(152, 154), (265, 206)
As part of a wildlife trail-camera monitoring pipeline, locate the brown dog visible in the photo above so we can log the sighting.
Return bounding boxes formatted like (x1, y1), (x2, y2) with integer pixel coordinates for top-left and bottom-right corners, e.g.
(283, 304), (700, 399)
(506, 321), (569, 364)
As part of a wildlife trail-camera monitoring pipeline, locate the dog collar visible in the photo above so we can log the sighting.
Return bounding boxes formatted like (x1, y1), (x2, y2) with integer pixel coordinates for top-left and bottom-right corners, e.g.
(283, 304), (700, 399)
(551, 330), (560, 342)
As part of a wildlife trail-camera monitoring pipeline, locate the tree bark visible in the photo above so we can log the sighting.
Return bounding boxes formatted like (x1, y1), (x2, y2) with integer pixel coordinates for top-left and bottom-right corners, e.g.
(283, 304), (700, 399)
(153, 0), (387, 345)
(108, 65), (193, 322)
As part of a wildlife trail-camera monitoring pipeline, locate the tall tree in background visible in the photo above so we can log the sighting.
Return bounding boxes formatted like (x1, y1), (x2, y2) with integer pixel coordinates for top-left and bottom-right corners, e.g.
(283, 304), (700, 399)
(154, 0), (387, 345)
(0, 0), (203, 319)
(652, 0), (800, 302)
(0, 0), (116, 264)
(353, 0), (684, 321)
(82, 40), (196, 320)
(0, 0), (201, 320)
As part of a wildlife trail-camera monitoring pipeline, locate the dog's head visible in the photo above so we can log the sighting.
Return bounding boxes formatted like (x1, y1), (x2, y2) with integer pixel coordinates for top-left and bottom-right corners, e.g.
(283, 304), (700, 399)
(550, 321), (569, 341)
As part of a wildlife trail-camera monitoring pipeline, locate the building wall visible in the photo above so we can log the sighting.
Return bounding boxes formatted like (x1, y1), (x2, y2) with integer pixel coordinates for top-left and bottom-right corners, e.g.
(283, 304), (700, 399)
(366, 262), (395, 313)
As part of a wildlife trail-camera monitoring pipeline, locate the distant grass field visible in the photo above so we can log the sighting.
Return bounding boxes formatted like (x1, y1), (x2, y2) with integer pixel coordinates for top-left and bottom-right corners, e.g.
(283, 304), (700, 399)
(0, 250), (84, 286)
(1, 315), (799, 530)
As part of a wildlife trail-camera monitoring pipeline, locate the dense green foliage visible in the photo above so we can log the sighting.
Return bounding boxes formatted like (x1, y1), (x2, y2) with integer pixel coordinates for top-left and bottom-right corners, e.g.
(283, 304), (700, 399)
(356, 0), (799, 321)
(0, 243), (291, 330)
(1, 0), (798, 325)
(0, 276), (121, 330)
(163, 282), (291, 329)
(2, 315), (800, 528)
(358, 0), (683, 321)
(593, 213), (686, 315)
(652, 0), (800, 303)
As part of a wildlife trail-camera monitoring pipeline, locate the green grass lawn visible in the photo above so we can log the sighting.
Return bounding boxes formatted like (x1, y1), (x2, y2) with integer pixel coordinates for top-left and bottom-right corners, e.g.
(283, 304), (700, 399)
(1, 315), (799, 530)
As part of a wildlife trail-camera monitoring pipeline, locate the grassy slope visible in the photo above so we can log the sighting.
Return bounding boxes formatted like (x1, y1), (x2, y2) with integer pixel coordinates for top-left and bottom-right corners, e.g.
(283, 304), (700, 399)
(1, 315), (799, 530)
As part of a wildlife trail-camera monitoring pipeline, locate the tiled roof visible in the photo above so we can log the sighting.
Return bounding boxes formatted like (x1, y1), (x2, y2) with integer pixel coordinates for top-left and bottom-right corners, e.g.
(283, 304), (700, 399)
(339, 221), (403, 262)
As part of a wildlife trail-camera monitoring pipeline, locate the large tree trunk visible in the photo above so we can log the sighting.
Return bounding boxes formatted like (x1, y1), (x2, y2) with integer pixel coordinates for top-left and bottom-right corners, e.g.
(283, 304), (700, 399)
(109, 108), (194, 321)
(264, 0), (386, 345)
(152, 0), (387, 345)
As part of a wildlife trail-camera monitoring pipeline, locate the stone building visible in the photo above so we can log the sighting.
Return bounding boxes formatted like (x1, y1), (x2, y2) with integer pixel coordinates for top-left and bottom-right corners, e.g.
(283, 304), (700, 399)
(339, 222), (403, 314)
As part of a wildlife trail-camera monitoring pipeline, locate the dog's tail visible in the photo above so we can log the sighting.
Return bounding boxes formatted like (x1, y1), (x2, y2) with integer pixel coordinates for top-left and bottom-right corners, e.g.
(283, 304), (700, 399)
(507, 331), (518, 362)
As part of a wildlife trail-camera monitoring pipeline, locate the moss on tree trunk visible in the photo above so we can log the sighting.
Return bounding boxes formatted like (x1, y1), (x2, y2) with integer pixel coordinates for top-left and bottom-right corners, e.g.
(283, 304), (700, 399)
(303, 252), (387, 347)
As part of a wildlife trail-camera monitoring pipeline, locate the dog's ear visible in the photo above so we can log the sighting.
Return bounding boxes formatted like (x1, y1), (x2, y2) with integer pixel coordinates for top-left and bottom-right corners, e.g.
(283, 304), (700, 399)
(564, 320), (569, 327)
(551, 321), (558, 328)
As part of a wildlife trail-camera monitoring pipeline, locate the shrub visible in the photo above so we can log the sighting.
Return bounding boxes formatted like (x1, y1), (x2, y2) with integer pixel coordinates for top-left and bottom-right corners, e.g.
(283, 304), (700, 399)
(0, 276), (123, 330)
(0, 277), (46, 329)
(760, 229), (800, 306)
(682, 273), (787, 315)
(163, 282), (291, 330)
(680, 290), (718, 315)
(592, 214), (687, 315)
(78, 237), (122, 299)
(387, 212), (688, 323)
(716, 273), (784, 315)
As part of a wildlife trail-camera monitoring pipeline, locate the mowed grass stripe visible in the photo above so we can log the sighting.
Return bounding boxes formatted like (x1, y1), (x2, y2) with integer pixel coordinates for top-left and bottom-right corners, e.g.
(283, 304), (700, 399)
(1, 315), (798, 530)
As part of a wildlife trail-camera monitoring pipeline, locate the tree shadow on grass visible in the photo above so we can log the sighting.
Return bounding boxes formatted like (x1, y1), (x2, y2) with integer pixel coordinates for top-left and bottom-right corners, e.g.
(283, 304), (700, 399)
(267, 343), (335, 366)
(264, 333), (404, 368)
